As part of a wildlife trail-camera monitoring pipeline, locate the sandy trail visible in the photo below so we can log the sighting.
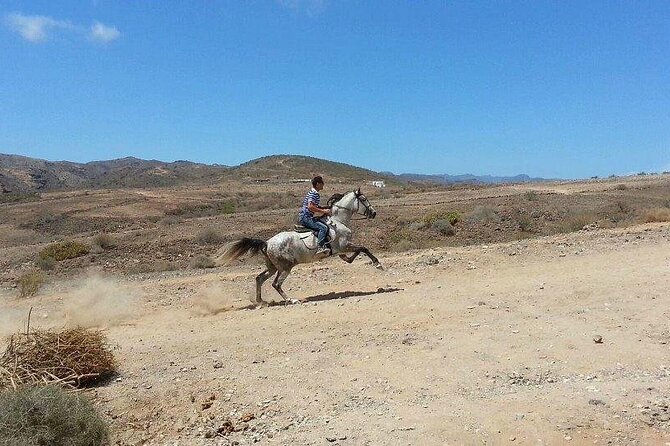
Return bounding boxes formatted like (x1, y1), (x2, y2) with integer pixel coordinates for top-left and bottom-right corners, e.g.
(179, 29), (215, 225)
(2, 223), (669, 445)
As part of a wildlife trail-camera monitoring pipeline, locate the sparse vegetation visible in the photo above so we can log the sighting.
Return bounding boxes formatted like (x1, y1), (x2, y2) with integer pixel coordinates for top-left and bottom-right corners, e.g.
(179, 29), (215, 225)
(642, 207), (670, 223)
(190, 255), (216, 269)
(0, 385), (109, 446)
(196, 228), (224, 245)
(0, 192), (40, 204)
(17, 271), (46, 298)
(93, 233), (116, 250)
(614, 184), (628, 191)
(39, 241), (89, 261)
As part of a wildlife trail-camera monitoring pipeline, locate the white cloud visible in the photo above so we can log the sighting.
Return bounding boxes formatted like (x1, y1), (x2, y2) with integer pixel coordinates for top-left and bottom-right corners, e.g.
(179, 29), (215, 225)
(4, 12), (73, 42)
(89, 21), (120, 43)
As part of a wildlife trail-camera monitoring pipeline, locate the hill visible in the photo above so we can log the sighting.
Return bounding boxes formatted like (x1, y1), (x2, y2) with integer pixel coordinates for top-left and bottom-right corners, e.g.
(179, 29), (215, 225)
(0, 154), (229, 193)
(230, 155), (390, 183)
(394, 172), (553, 184)
(0, 154), (396, 194)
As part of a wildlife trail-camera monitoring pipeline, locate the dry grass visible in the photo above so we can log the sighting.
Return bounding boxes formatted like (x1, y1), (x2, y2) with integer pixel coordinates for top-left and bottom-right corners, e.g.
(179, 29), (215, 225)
(16, 271), (46, 298)
(0, 328), (117, 390)
(0, 385), (109, 446)
(423, 210), (461, 227)
(431, 219), (455, 236)
(642, 207), (670, 223)
(467, 206), (500, 224)
(39, 241), (89, 261)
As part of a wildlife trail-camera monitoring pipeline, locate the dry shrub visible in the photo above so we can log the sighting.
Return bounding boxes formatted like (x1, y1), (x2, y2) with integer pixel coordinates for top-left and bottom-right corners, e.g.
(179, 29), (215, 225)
(467, 206), (499, 224)
(557, 213), (596, 233)
(93, 233), (116, 250)
(431, 219), (455, 236)
(36, 255), (56, 271)
(39, 241), (89, 261)
(614, 184), (628, 191)
(196, 228), (224, 245)
(642, 208), (670, 223)
(392, 239), (415, 252)
(517, 214), (532, 232)
(190, 255), (216, 269)
(17, 272), (45, 298)
(0, 385), (109, 446)
(0, 328), (117, 389)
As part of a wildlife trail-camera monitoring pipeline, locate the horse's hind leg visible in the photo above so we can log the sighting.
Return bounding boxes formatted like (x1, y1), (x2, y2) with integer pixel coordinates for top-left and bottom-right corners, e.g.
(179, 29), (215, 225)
(255, 263), (276, 304)
(272, 269), (293, 303)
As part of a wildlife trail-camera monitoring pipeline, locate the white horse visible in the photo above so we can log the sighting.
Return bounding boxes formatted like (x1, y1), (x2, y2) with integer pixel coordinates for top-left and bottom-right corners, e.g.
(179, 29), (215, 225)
(217, 188), (382, 304)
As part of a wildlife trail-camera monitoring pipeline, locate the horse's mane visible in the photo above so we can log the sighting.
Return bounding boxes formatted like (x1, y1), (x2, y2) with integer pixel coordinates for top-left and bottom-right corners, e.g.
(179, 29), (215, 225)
(326, 193), (345, 208)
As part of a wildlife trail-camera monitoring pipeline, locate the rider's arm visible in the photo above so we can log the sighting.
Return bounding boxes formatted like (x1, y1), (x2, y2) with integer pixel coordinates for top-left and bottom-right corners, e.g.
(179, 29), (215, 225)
(307, 201), (331, 216)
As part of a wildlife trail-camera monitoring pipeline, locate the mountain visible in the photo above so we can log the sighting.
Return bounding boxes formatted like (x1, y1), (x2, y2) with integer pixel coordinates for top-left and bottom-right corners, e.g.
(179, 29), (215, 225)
(0, 153), (551, 194)
(0, 154), (229, 193)
(395, 172), (553, 185)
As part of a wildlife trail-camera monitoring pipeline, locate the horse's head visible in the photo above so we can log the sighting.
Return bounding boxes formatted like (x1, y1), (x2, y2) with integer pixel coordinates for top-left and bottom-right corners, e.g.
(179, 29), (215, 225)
(354, 187), (376, 219)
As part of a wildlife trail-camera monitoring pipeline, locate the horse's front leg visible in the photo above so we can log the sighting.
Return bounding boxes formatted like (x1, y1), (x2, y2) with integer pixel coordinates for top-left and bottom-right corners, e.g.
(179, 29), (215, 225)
(339, 244), (383, 270)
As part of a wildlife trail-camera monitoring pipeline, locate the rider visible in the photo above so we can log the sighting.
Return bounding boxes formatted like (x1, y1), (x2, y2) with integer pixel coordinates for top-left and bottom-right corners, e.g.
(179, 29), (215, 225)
(299, 176), (332, 256)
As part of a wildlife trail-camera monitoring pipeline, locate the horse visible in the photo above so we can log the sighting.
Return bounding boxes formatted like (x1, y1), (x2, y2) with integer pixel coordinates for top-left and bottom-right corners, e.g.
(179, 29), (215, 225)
(216, 188), (382, 305)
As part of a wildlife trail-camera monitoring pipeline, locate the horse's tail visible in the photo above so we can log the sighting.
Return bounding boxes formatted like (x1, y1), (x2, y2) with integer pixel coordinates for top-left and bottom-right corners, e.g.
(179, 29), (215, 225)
(215, 237), (267, 266)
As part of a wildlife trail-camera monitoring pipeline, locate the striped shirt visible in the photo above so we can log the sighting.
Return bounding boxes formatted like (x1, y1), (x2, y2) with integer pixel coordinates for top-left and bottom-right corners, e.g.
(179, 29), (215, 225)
(299, 188), (320, 218)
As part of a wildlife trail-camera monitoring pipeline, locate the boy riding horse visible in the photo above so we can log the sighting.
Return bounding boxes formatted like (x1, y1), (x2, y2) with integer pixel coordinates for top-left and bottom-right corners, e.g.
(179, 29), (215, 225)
(298, 176), (331, 256)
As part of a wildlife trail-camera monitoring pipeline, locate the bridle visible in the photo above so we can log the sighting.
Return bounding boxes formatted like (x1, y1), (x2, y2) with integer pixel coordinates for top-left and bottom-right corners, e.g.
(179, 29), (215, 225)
(332, 191), (374, 220)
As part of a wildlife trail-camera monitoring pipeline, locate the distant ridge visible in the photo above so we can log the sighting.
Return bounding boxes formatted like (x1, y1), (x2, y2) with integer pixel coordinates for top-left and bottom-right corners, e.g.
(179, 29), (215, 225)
(394, 172), (555, 185)
(0, 153), (553, 194)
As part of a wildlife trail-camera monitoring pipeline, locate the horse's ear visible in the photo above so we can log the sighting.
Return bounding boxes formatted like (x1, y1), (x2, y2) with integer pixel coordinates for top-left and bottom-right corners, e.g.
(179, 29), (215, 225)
(356, 187), (361, 196)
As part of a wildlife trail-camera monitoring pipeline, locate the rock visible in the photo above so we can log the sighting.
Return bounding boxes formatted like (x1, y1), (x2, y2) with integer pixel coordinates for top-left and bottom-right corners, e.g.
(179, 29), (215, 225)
(509, 436), (516, 441)
(326, 437), (337, 442)
(588, 399), (605, 406)
(239, 412), (255, 422)
(213, 360), (223, 369)
(593, 335), (603, 344)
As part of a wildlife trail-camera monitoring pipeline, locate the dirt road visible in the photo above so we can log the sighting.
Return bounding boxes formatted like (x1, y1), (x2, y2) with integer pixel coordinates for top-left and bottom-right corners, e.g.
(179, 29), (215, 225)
(2, 222), (670, 445)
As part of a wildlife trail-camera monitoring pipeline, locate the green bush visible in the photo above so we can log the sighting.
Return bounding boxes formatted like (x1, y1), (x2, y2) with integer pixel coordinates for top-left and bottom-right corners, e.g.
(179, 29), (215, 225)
(17, 271), (46, 298)
(0, 385), (109, 446)
(423, 211), (461, 227)
(39, 241), (89, 262)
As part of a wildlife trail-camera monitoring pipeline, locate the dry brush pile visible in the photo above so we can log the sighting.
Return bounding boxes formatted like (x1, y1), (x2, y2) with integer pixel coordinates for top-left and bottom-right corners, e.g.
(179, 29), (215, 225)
(0, 327), (117, 390)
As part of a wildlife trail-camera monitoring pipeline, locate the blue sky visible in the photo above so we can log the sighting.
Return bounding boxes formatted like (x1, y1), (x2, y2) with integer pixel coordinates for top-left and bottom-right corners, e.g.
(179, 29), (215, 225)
(1, 1), (669, 178)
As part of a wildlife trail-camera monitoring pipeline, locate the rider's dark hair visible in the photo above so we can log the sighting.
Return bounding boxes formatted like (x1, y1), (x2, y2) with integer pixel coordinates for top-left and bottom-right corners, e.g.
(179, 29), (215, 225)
(312, 176), (324, 187)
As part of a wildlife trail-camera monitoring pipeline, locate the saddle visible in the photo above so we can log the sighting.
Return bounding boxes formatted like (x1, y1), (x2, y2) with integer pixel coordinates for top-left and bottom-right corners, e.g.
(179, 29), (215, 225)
(294, 222), (337, 250)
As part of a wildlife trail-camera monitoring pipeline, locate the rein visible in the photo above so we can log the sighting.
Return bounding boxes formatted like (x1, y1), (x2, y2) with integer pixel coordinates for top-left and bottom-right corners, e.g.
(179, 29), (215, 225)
(331, 195), (372, 220)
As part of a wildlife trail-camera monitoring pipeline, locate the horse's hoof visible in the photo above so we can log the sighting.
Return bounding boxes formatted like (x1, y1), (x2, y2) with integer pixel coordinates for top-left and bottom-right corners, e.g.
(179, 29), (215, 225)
(288, 299), (301, 305)
(374, 263), (384, 270)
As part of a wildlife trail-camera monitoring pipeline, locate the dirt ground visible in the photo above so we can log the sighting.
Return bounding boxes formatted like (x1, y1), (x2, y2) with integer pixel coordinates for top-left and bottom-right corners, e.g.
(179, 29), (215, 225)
(1, 222), (669, 445)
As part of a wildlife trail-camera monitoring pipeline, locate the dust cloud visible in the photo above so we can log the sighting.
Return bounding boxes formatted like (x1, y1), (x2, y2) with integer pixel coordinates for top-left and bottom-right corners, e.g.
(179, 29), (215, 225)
(190, 285), (244, 315)
(63, 275), (141, 328)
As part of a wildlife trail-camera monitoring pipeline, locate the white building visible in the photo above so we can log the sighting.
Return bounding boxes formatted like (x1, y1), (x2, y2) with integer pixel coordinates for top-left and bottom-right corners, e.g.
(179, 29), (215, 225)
(371, 180), (386, 188)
